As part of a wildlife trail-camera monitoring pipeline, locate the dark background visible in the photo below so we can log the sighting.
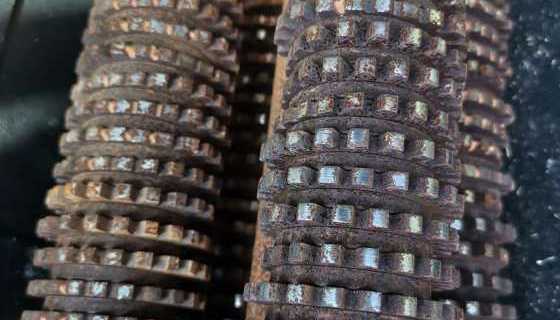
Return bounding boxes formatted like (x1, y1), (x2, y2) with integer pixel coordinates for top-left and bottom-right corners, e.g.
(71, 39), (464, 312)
(0, 0), (559, 318)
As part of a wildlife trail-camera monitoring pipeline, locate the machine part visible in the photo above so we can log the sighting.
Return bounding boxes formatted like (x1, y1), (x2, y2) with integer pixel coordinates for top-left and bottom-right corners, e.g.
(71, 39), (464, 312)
(245, 0), (468, 318)
(442, 1), (517, 318)
(23, 0), (241, 318)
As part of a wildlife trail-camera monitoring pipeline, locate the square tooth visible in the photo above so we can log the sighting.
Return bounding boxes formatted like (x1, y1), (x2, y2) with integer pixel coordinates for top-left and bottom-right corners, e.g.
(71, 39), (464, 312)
(341, 92), (365, 111)
(115, 284), (134, 300)
(304, 25), (323, 46)
(82, 214), (102, 232)
(416, 177), (439, 198)
(376, 94), (399, 114)
(386, 58), (409, 81)
(344, 0), (364, 12)
(65, 129), (81, 143)
(347, 128), (370, 150)
(163, 192), (187, 208)
(393, 214), (423, 233)
(388, 253), (415, 273)
(333, 205), (355, 224)
(431, 220), (450, 239)
(400, 27), (422, 49)
(380, 132), (405, 153)
(286, 284), (306, 304)
(318, 287), (344, 308)
(449, 219), (465, 232)
(162, 161), (184, 176)
(136, 158), (158, 173)
(286, 130), (312, 153)
(137, 100), (155, 114)
(180, 108), (203, 124)
(475, 217), (487, 231)
(410, 139), (435, 161)
(111, 183), (132, 202)
(472, 272), (484, 287)
(127, 72), (145, 85)
(290, 101), (309, 121)
(108, 73), (123, 86)
(314, 128), (339, 149)
(322, 56), (345, 81)
(459, 242), (472, 255)
(297, 203), (322, 222)
(428, 9), (444, 26)
(399, 1), (419, 18)
(87, 181), (111, 200)
(298, 60), (320, 82)
(366, 208), (390, 228)
(265, 203), (288, 225)
(430, 259), (442, 279)
(89, 156), (110, 170)
(432, 111), (449, 130)
(126, 128), (147, 143)
(149, 19), (165, 34)
(289, 0), (305, 19)
(138, 187), (161, 205)
(354, 57), (377, 80)
(114, 100), (131, 113)
(374, 0), (392, 13)
(351, 168), (374, 187)
(159, 0), (174, 7)
(465, 301), (480, 316)
(356, 248), (380, 269)
(86, 281), (108, 297)
(319, 244), (343, 265)
(137, 220), (159, 237)
(417, 301), (444, 320)
(388, 295), (417, 317)
(148, 73), (169, 87)
(407, 101), (428, 123)
(317, 166), (341, 185)
(130, 251), (154, 269)
(287, 167), (314, 186)
(108, 127), (126, 142)
(355, 290), (382, 312)
(483, 243), (495, 257)
(288, 243), (313, 264)
(337, 18), (356, 45)
(67, 280), (83, 295)
(367, 20), (390, 43)
(108, 215), (130, 234)
(464, 189), (476, 203)
(316, 0), (336, 15)
(384, 171), (409, 191)
(433, 38), (447, 56)
(102, 249), (123, 265)
(417, 67), (440, 89)
(316, 96), (335, 114)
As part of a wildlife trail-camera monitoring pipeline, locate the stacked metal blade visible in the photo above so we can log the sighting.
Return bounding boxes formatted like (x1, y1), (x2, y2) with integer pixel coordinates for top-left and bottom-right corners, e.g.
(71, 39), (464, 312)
(21, 0), (241, 319)
(244, 0), (469, 318)
(446, 0), (518, 319)
(208, 0), (282, 318)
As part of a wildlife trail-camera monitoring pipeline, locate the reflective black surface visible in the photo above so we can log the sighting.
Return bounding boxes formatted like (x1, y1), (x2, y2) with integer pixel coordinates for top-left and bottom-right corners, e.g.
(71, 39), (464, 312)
(0, 1), (89, 317)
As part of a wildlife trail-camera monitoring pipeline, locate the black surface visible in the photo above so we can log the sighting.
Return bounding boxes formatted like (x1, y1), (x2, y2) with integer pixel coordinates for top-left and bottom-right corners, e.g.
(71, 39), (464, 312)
(0, 0), (89, 318)
(0, 0), (559, 319)
(505, 1), (560, 318)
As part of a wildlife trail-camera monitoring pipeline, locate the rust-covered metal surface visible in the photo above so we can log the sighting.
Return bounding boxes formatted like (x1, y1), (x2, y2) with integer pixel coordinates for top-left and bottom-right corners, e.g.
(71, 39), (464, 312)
(443, 1), (518, 319)
(244, 0), (469, 319)
(22, 0), (242, 319)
